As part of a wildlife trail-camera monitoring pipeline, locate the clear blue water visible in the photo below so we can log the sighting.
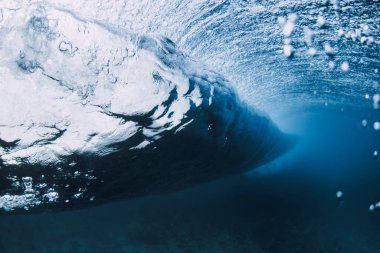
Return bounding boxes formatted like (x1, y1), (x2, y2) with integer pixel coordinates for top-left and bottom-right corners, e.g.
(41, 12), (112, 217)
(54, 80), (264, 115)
(0, 0), (380, 252)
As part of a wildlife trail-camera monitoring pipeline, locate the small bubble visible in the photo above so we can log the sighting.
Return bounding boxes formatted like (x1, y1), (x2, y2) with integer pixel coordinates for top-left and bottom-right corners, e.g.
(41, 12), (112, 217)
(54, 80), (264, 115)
(362, 119), (368, 127)
(331, 0), (340, 9)
(324, 42), (335, 56)
(369, 204), (375, 212)
(367, 36), (374, 44)
(336, 191), (343, 199)
(337, 28), (344, 37)
(316, 16), (326, 28)
(307, 48), (317, 56)
(283, 44), (293, 58)
(373, 94), (379, 109)
(340, 61), (349, 72)
(19, 51), (25, 59)
(374, 122), (380, 130)
(282, 14), (297, 37)
(304, 27), (314, 45)
(59, 41), (71, 51)
(283, 22), (295, 37)
(328, 61), (335, 69)
(288, 13), (298, 22)
(284, 38), (292, 45)
(373, 150), (378, 159)
(277, 16), (286, 26)
(29, 16), (50, 33)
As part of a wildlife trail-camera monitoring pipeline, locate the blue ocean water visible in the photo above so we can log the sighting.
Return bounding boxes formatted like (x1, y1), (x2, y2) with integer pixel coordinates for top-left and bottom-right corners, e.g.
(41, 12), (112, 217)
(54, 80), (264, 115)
(1, 109), (379, 253)
(0, 0), (380, 252)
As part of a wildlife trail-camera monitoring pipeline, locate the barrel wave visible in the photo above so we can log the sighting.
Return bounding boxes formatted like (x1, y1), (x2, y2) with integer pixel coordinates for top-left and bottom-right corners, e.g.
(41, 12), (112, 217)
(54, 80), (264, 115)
(0, 5), (293, 213)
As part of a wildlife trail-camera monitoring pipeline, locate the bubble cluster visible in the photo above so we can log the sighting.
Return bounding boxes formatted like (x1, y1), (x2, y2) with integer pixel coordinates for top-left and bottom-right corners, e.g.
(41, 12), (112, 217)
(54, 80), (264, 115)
(278, 14), (298, 58)
(0, 176), (59, 211)
(369, 202), (380, 212)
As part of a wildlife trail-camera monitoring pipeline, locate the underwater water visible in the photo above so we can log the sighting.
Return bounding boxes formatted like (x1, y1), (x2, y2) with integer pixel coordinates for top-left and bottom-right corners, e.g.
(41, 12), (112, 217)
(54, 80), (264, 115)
(0, 0), (380, 252)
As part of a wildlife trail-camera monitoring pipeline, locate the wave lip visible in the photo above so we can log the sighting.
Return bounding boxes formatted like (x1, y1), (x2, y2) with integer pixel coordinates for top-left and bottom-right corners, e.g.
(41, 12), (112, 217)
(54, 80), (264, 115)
(0, 5), (294, 213)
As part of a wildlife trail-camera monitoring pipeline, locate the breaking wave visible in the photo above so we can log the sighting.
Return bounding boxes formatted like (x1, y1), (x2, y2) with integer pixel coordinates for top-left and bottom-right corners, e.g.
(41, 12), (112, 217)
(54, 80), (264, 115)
(0, 3), (293, 213)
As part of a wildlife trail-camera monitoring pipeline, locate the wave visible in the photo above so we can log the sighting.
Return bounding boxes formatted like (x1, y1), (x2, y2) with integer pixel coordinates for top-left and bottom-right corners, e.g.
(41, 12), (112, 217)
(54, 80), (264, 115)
(0, 4), (294, 213)
(13, 0), (377, 120)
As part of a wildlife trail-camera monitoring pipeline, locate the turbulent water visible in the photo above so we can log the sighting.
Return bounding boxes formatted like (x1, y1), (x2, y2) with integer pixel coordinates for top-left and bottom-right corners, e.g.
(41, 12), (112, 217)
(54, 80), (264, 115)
(0, 0), (379, 252)
(0, 3), (294, 213)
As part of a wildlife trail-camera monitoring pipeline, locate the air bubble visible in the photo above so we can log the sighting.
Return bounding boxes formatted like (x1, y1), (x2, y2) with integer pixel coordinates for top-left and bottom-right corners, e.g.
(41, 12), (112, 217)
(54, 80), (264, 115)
(277, 16), (286, 26)
(337, 28), (344, 37)
(307, 48), (317, 56)
(340, 61), (349, 72)
(328, 61), (335, 69)
(284, 38), (291, 45)
(283, 45), (293, 58)
(304, 27), (314, 45)
(281, 14), (298, 37)
(43, 192), (59, 202)
(324, 42), (335, 56)
(360, 37), (367, 44)
(373, 94), (379, 109)
(283, 21), (295, 37)
(288, 13), (298, 22)
(316, 16), (326, 28)
(367, 36), (374, 44)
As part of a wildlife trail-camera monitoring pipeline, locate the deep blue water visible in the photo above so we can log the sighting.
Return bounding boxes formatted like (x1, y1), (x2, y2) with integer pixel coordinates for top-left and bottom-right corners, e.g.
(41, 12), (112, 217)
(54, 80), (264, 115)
(0, 109), (379, 252)
(1, 0), (380, 252)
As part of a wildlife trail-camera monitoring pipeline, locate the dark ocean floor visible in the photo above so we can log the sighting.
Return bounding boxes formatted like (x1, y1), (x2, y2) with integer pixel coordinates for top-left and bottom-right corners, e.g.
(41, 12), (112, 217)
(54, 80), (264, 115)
(0, 111), (379, 253)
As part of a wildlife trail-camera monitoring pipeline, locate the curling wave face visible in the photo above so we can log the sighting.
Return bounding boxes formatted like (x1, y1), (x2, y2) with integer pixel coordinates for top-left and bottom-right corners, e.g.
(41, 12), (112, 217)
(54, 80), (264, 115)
(0, 5), (293, 213)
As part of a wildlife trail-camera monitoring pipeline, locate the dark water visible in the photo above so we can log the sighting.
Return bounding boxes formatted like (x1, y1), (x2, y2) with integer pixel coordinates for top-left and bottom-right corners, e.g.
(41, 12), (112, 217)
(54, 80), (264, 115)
(1, 0), (380, 252)
(0, 110), (379, 252)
